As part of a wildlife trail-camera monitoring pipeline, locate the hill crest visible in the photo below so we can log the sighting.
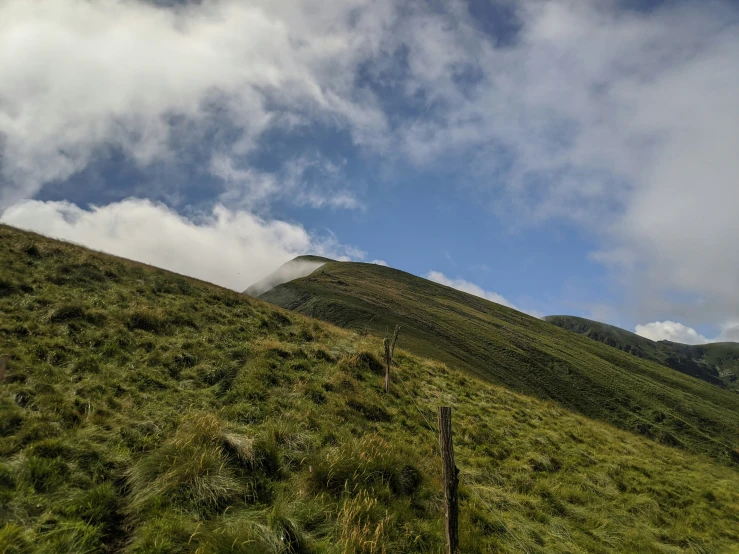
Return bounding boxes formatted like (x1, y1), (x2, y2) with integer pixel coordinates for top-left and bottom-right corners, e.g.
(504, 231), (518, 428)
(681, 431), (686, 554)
(244, 255), (334, 296)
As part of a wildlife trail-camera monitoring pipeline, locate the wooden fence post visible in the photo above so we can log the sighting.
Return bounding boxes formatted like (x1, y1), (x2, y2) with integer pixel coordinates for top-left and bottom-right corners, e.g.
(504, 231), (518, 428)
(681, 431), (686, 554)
(383, 325), (400, 393)
(383, 337), (390, 393)
(0, 355), (8, 384)
(438, 406), (459, 554)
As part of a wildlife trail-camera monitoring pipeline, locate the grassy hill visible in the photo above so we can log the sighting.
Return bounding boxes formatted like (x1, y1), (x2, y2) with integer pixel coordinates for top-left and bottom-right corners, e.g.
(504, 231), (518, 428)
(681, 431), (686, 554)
(1, 225), (739, 553)
(258, 261), (739, 465)
(545, 315), (739, 390)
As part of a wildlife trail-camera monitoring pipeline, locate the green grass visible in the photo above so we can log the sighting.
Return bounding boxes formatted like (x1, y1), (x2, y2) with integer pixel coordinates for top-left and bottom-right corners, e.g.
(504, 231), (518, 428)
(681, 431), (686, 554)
(259, 261), (739, 466)
(1, 225), (739, 553)
(546, 315), (739, 390)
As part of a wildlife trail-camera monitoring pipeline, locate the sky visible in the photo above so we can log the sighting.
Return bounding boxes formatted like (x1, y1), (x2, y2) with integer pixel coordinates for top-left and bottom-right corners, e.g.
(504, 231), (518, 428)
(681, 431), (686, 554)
(1, 0), (738, 345)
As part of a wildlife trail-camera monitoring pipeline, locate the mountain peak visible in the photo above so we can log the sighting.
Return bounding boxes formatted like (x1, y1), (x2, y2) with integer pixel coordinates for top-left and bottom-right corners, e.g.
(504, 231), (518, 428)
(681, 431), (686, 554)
(244, 255), (335, 296)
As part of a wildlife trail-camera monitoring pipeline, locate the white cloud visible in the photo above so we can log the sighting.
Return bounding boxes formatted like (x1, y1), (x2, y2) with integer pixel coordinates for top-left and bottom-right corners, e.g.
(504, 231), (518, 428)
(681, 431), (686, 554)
(713, 321), (739, 343)
(370, 259), (388, 266)
(212, 153), (362, 211)
(426, 270), (542, 318)
(635, 318), (739, 345)
(0, 198), (358, 291)
(635, 321), (710, 345)
(0, 0), (392, 208)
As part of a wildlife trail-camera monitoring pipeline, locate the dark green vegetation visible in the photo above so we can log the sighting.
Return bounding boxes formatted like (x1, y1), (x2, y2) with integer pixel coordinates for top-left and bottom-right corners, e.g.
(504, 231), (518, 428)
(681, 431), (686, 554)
(259, 261), (739, 466)
(1, 226), (739, 553)
(546, 315), (739, 390)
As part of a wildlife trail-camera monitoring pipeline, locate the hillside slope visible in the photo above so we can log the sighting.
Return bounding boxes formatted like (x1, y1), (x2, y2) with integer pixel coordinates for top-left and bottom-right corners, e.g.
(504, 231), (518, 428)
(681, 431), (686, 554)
(2, 224), (739, 553)
(545, 315), (739, 390)
(259, 261), (739, 465)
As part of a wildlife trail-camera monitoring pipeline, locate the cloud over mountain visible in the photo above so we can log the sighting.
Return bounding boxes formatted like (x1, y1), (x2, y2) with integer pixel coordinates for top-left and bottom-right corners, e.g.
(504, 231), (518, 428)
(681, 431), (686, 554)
(1, 199), (358, 291)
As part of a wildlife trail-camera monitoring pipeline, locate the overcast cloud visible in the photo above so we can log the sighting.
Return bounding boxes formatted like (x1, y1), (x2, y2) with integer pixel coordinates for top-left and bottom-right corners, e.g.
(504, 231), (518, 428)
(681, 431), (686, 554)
(1, 0), (738, 333)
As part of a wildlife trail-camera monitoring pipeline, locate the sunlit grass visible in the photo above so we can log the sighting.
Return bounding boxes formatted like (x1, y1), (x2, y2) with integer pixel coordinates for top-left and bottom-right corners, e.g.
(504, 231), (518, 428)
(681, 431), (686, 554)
(0, 224), (738, 553)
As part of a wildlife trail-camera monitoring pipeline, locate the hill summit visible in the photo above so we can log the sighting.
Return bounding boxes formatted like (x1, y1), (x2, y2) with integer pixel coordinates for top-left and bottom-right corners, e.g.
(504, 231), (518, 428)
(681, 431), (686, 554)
(244, 255), (333, 297)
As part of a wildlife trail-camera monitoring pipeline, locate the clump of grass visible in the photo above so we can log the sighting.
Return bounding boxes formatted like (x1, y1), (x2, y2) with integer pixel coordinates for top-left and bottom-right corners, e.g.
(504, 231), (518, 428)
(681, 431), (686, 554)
(0, 523), (30, 554)
(0, 278), (19, 298)
(72, 355), (101, 374)
(21, 242), (42, 258)
(339, 352), (384, 376)
(128, 413), (245, 515)
(126, 307), (168, 333)
(307, 435), (422, 497)
(346, 399), (392, 422)
(61, 483), (123, 540)
(127, 511), (195, 554)
(268, 501), (312, 553)
(336, 490), (391, 554)
(22, 455), (69, 493)
(0, 404), (24, 436)
(192, 512), (283, 554)
(48, 303), (87, 323)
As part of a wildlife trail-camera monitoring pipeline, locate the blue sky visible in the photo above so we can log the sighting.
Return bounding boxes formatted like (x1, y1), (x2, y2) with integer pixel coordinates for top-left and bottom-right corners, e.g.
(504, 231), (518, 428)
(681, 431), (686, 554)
(1, 0), (738, 344)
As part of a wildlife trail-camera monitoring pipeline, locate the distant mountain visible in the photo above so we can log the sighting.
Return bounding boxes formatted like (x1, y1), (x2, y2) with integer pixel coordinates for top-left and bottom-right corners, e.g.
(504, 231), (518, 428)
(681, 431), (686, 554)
(243, 255), (332, 296)
(257, 260), (739, 464)
(545, 315), (739, 390)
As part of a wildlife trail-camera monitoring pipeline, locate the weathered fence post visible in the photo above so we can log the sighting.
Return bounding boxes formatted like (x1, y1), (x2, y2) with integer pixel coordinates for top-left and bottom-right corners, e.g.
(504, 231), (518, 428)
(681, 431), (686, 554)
(0, 355), (8, 384)
(438, 406), (459, 554)
(383, 325), (400, 393)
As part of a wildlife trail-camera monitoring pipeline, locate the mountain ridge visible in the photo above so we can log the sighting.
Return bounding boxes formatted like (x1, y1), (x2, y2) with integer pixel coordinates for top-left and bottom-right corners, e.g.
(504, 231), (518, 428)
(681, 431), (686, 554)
(545, 315), (739, 390)
(258, 260), (739, 464)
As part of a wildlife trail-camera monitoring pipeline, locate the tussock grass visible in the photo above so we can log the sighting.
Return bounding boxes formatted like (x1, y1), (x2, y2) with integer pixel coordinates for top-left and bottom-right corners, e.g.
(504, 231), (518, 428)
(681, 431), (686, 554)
(127, 413), (245, 515)
(1, 224), (738, 553)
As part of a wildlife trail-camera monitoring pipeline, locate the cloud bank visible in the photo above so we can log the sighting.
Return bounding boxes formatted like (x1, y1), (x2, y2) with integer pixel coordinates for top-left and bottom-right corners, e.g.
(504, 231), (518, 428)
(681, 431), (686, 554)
(0, 199), (357, 291)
